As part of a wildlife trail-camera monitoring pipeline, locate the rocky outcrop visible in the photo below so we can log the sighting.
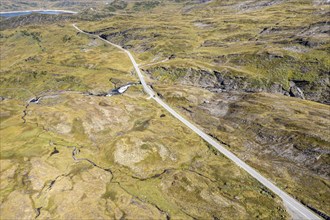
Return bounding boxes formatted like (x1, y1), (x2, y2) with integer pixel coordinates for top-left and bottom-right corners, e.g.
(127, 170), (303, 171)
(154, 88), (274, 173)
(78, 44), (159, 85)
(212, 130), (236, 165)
(289, 81), (305, 100)
(290, 76), (330, 104)
(145, 67), (329, 104)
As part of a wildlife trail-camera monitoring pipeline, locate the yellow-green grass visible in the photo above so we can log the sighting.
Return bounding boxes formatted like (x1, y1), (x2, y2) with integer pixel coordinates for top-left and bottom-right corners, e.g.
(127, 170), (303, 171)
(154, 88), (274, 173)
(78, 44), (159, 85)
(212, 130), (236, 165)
(75, 0), (329, 92)
(0, 0), (329, 218)
(0, 91), (289, 219)
(0, 23), (135, 100)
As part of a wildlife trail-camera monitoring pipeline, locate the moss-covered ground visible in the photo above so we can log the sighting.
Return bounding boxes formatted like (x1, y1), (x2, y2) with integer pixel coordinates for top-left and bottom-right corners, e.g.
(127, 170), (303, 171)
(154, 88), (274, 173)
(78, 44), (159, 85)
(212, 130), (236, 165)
(0, 0), (329, 218)
(1, 21), (289, 219)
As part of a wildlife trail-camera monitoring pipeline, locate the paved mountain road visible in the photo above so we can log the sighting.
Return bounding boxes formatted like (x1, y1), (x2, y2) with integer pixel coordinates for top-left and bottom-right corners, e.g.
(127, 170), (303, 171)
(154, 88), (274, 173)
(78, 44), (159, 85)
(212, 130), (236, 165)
(72, 24), (320, 220)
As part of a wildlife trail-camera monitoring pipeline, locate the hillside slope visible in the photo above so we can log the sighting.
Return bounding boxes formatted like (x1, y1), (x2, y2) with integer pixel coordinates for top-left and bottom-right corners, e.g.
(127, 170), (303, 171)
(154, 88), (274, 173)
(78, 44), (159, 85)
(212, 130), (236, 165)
(0, 0), (329, 219)
(77, 0), (329, 103)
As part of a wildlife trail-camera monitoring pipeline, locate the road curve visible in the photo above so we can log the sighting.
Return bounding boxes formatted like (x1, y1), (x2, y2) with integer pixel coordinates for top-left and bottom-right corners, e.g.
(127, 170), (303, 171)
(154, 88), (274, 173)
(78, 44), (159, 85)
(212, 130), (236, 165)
(72, 24), (320, 220)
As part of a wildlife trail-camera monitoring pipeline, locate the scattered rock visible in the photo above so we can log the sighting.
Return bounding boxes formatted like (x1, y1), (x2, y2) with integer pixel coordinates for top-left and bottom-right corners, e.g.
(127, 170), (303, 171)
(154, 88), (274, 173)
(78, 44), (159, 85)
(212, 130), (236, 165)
(99, 101), (110, 107)
(50, 147), (59, 157)
(289, 81), (305, 99)
(169, 54), (176, 60)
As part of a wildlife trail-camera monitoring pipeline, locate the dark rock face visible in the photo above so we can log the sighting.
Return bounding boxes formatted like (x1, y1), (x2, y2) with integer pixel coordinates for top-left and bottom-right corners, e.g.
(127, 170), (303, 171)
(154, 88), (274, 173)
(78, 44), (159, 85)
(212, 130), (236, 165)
(145, 67), (330, 104)
(290, 75), (330, 104)
(289, 81), (305, 100)
(269, 83), (289, 96)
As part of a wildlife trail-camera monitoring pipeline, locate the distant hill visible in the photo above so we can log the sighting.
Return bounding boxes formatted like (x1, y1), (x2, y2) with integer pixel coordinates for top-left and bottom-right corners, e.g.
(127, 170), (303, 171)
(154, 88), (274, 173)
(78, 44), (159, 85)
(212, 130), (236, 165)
(0, 0), (110, 12)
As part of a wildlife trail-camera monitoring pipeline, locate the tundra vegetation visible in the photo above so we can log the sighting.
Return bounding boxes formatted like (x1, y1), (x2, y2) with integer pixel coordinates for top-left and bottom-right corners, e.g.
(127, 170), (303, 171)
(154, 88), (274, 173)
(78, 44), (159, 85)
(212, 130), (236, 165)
(0, 0), (329, 219)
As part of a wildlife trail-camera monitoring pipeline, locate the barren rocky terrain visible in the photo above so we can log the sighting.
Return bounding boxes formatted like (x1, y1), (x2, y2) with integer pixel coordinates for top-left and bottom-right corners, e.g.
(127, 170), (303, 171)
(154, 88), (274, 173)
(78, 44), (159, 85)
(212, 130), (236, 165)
(154, 84), (330, 216)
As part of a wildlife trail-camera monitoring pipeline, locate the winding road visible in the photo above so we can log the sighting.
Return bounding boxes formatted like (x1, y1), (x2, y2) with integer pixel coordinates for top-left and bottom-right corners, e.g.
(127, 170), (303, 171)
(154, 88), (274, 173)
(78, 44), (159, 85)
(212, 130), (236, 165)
(72, 24), (320, 220)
